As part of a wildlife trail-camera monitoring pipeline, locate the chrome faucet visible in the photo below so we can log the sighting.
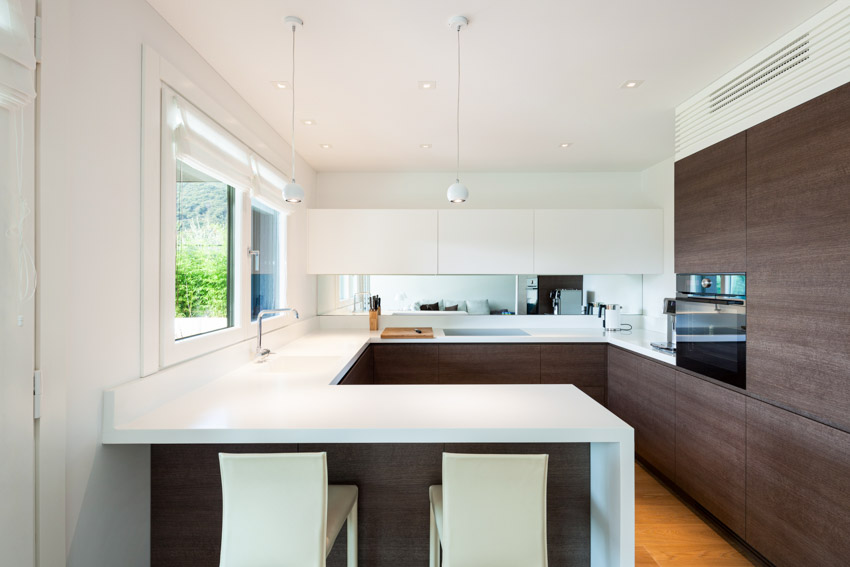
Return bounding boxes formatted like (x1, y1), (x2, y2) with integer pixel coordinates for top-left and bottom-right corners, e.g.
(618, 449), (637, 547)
(256, 308), (299, 361)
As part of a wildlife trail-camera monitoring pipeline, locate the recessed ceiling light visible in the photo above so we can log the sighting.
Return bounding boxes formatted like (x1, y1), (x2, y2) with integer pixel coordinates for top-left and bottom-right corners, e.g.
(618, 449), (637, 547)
(621, 80), (644, 89)
(319, 143), (332, 149)
(559, 142), (572, 148)
(302, 119), (316, 126)
(418, 81), (437, 90)
(420, 144), (432, 149)
(272, 81), (290, 89)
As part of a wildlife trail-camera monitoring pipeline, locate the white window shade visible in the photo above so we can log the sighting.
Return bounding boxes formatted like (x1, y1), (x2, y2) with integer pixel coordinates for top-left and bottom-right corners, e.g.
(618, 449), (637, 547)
(253, 154), (290, 204)
(0, 0), (36, 109)
(164, 87), (254, 191)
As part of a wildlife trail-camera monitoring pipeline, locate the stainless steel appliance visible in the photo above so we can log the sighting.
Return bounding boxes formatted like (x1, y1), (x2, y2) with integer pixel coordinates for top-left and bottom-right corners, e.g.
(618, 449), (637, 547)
(675, 274), (746, 389)
(598, 303), (631, 331)
(650, 298), (677, 353)
(550, 288), (583, 315)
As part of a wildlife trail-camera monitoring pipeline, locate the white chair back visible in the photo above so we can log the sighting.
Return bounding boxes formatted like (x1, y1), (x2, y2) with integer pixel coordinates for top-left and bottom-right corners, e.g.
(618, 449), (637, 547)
(442, 452), (549, 567)
(219, 452), (328, 567)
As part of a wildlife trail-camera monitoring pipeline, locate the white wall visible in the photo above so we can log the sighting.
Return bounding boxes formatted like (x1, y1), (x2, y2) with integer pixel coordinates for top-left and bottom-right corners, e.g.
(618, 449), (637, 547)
(37, 0), (317, 565)
(639, 158), (676, 331)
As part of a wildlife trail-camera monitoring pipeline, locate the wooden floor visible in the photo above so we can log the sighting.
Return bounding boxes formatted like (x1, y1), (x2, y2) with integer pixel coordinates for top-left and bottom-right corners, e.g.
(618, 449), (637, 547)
(635, 464), (756, 567)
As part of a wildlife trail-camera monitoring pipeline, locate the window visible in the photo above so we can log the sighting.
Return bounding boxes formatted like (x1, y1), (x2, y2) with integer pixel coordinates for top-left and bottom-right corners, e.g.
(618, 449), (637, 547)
(174, 161), (235, 339)
(335, 275), (370, 311)
(250, 199), (285, 321)
(143, 65), (297, 371)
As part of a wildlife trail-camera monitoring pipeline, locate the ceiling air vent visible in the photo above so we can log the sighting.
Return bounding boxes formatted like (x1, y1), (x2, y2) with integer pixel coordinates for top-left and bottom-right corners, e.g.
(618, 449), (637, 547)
(709, 34), (810, 113)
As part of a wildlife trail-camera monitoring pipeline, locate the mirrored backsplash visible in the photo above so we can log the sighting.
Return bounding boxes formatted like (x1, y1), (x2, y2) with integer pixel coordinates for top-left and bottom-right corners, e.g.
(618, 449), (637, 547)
(317, 274), (644, 316)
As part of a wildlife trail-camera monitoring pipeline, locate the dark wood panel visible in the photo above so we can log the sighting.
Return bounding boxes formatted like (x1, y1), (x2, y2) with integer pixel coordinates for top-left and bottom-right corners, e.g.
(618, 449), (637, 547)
(151, 443), (591, 567)
(541, 344), (607, 386)
(635, 359), (676, 481)
(675, 372), (746, 537)
(446, 443), (590, 567)
(746, 399), (850, 567)
(373, 344), (438, 385)
(746, 82), (850, 431)
(438, 344), (541, 384)
(577, 386), (606, 406)
(151, 443), (297, 567)
(674, 131), (747, 274)
(339, 346), (373, 385)
(607, 345), (641, 428)
(303, 443), (444, 567)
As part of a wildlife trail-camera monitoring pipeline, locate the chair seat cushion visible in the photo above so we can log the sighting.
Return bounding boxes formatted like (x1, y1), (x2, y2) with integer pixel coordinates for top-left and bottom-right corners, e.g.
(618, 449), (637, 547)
(326, 485), (358, 554)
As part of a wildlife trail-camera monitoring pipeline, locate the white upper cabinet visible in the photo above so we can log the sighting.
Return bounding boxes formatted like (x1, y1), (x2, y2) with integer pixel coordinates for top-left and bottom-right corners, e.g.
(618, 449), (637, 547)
(438, 210), (534, 274)
(308, 209), (438, 274)
(534, 209), (663, 274)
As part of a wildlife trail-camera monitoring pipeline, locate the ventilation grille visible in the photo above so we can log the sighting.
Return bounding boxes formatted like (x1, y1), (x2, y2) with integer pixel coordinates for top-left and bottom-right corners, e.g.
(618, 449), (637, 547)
(676, 3), (850, 160)
(709, 35), (810, 113)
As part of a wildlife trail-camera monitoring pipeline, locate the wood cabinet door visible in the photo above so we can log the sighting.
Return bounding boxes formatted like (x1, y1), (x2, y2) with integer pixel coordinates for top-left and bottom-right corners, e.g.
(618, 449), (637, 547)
(608, 347), (676, 479)
(746, 83), (850, 430)
(339, 346), (374, 385)
(674, 131), (747, 274)
(541, 344), (607, 404)
(675, 373), (746, 536)
(746, 399), (850, 566)
(438, 344), (540, 384)
(373, 344), (438, 384)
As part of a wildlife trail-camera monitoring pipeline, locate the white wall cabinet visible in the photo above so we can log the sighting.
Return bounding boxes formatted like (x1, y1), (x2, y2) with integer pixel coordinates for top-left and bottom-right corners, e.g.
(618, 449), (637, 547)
(534, 209), (663, 274)
(308, 209), (438, 274)
(438, 210), (534, 274)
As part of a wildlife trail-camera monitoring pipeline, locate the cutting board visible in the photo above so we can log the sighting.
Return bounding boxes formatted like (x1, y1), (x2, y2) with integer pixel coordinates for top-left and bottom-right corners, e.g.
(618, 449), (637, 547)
(380, 327), (435, 339)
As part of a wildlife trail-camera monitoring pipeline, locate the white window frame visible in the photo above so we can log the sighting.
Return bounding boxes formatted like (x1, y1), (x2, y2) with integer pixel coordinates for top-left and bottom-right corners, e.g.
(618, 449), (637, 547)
(249, 195), (289, 320)
(141, 46), (296, 374)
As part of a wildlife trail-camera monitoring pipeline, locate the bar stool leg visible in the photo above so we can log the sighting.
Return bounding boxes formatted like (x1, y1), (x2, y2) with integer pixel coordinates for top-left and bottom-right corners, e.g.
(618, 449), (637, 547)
(347, 499), (358, 567)
(429, 504), (440, 567)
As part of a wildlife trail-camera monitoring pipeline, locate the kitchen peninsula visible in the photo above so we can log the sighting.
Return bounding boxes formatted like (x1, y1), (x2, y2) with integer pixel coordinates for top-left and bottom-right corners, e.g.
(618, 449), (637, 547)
(103, 324), (662, 567)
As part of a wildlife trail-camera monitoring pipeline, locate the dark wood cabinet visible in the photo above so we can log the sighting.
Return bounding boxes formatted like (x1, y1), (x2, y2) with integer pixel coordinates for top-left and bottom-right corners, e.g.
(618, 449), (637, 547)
(540, 345), (606, 386)
(438, 344), (540, 384)
(674, 131), (747, 274)
(746, 398), (850, 567)
(675, 372), (746, 536)
(746, 82), (850, 431)
(373, 344), (438, 384)
(607, 347), (676, 480)
(339, 346), (374, 385)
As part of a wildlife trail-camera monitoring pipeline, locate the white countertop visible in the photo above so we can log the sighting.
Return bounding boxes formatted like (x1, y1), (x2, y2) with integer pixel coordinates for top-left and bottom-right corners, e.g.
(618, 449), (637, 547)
(103, 326), (672, 445)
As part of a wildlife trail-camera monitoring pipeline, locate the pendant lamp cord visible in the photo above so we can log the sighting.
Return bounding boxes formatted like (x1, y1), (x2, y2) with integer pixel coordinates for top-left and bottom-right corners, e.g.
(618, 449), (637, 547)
(290, 23), (297, 183)
(456, 25), (461, 182)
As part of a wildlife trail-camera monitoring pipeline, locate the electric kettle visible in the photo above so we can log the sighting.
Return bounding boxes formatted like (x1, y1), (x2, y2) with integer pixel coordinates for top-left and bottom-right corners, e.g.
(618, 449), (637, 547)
(598, 304), (628, 331)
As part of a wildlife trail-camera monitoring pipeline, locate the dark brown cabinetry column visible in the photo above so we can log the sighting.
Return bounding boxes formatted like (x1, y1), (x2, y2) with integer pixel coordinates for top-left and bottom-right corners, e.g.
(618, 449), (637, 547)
(674, 131), (747, 274)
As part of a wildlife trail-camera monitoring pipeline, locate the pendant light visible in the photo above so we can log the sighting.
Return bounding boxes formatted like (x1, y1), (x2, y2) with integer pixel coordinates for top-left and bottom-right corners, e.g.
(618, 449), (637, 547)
(282, 16), (305, 203)
(447, 15), (469, 204)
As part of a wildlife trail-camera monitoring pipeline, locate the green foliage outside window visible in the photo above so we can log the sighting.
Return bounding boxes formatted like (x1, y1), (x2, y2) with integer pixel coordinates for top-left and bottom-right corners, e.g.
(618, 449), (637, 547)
(175, 180), (230, 319)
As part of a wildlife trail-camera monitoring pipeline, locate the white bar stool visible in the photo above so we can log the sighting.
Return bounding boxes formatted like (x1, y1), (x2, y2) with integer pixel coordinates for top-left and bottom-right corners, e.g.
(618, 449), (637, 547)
(219, 452), (358, 567)
(429, 452), (549, 567)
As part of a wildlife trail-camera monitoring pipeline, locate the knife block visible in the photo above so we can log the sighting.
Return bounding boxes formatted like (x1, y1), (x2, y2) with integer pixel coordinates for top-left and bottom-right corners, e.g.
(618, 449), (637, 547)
(369, 310), (379, 331)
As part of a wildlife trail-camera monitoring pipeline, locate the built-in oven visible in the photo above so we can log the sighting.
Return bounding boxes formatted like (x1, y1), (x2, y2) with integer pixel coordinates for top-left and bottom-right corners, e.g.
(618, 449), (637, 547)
(675, 274), (746, 389)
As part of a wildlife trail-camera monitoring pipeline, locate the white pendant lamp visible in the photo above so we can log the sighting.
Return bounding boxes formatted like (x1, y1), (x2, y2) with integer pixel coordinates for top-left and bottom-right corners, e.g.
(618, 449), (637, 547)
(447, 15), (469, 204)
(282, 16), (305, 204)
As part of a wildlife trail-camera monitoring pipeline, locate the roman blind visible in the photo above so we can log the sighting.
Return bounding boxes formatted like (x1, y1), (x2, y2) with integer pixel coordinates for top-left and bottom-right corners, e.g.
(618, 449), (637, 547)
(0, 0), (36, 109)
(163, 85), (290, 203)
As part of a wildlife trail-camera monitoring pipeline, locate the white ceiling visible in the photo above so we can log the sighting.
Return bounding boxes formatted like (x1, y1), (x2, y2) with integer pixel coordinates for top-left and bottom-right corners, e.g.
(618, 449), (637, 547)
(146, 0), (835, 172)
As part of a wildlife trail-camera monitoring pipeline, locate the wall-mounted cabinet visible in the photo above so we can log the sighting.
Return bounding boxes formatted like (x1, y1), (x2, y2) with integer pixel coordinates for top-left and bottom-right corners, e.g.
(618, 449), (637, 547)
(438, 210), (534, 274)
(674, 132), (747, 274)
(308, 210), (438, 274)
(309, 208), (663, 275)
(534, 210), (663, 275)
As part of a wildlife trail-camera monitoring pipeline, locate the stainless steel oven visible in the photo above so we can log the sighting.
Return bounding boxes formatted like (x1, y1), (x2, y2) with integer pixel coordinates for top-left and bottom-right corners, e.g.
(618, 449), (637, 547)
(675, 274), (746, 389)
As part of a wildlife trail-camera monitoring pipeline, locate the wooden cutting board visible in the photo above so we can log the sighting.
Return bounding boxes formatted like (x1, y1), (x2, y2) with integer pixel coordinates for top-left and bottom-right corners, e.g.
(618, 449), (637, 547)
(380, 327), (435, 339)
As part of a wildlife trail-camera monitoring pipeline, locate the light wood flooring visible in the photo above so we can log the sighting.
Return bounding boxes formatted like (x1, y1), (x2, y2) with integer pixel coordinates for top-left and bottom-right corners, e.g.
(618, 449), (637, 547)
(635, 464), (756, 567)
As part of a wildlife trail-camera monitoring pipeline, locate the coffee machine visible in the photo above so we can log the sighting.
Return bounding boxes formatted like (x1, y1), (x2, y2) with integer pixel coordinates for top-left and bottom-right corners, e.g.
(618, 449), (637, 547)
(650, 298), (677, 352)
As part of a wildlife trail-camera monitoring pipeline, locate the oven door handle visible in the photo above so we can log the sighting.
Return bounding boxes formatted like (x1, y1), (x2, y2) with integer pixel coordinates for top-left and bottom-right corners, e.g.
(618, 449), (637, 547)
(677, 296), (745, 306)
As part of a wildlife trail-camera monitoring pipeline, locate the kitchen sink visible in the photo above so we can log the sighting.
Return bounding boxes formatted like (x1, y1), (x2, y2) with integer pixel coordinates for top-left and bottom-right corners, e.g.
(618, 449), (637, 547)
(442, 328), (530, 337)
